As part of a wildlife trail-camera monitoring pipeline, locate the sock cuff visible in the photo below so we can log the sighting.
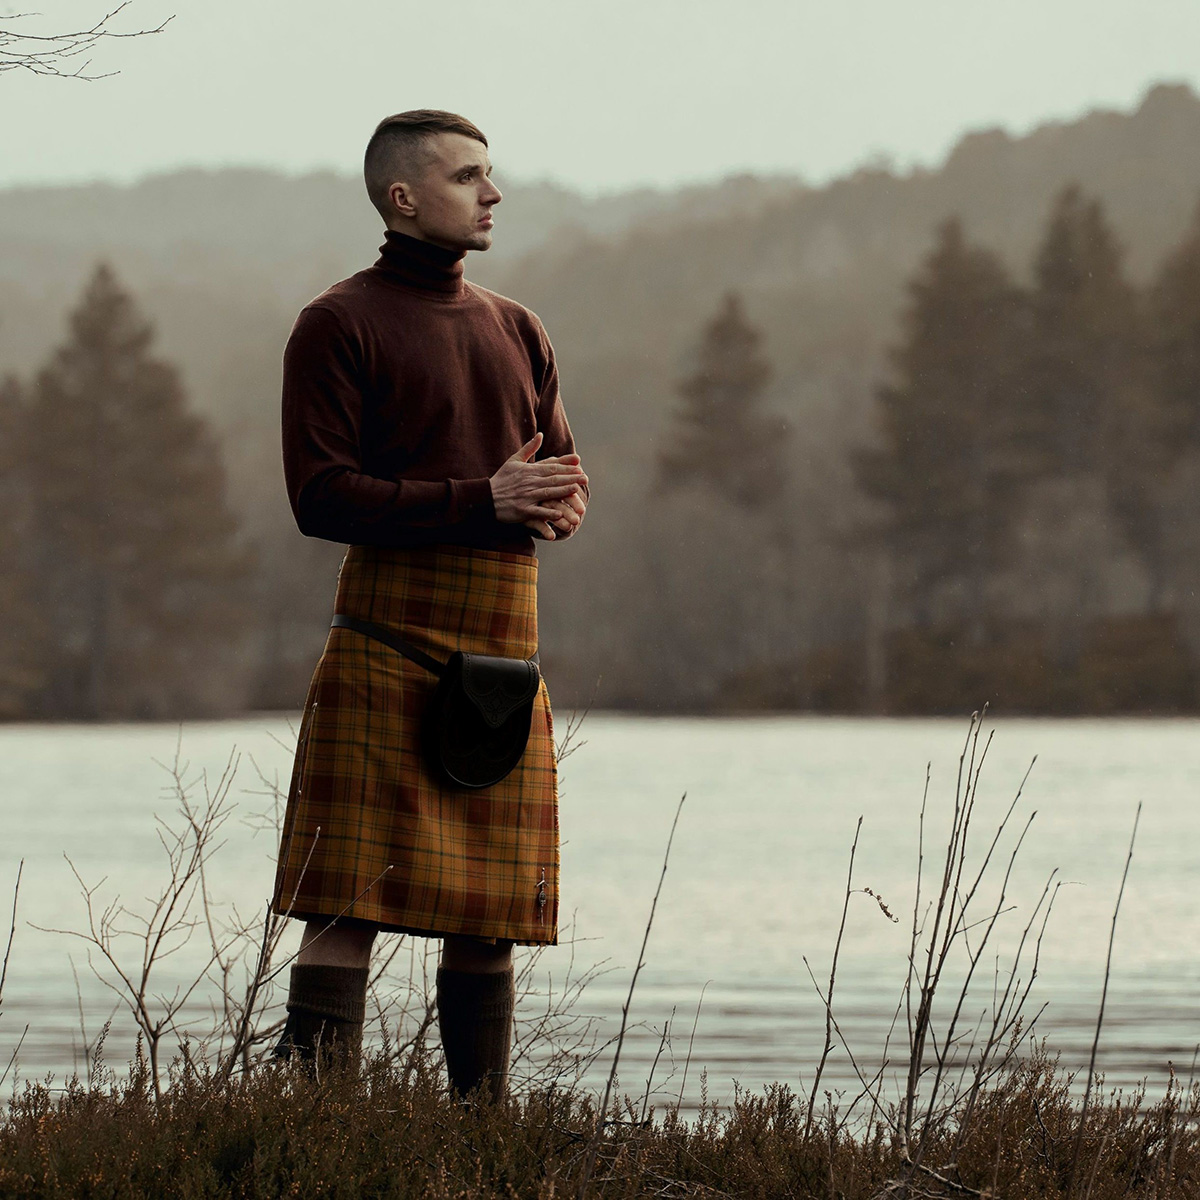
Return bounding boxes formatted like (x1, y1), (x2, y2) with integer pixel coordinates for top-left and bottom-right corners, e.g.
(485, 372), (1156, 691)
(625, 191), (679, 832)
(286, 964), (370, 1023)
(436, 966), (515, 1015)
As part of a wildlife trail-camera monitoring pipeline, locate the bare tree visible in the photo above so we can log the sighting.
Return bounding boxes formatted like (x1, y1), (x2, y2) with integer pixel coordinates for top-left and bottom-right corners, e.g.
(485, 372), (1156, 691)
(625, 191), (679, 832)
(0, 3), (170, 80)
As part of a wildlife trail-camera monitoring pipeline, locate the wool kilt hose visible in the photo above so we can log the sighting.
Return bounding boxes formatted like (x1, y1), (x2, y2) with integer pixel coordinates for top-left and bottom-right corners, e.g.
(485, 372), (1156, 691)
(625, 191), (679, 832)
(271, 543), (559, 946)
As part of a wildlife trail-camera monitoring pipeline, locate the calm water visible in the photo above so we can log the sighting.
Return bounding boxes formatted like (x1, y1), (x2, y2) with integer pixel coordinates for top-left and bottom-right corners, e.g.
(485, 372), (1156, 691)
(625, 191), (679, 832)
(3, 714), (1200, 1111)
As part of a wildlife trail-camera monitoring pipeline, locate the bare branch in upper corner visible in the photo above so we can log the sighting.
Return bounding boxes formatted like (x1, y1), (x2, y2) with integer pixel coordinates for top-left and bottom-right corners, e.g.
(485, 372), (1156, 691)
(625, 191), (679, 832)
(0, 4), (173, 80)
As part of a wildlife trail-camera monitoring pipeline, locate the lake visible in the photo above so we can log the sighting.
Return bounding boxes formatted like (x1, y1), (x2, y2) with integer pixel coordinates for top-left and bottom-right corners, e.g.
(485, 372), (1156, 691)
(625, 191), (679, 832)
(3, 713), (1200, 1113)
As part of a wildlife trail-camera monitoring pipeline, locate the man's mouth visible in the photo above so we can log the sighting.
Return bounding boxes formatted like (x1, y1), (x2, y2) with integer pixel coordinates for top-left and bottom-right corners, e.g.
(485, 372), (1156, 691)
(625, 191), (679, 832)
(479, 214), (494, 228)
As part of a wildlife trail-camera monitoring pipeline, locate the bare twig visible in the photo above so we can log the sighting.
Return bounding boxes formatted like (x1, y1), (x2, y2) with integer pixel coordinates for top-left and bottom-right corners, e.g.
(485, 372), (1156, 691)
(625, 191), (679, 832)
(35, 745), (244, 1095)
(676, 980), (710, 1111)
(0, 1023), (28, 1091)
(639, 1011), (674, 1125)
(806, 815), (862, 1137)
(576, 793), (686, 1199)
(0, 4), (172, 80)
(555, 680), (598, 764)
(1067, 801), (1142, 1196)
(801, 953), (884, 1106)
(0, 858), (21, 1005)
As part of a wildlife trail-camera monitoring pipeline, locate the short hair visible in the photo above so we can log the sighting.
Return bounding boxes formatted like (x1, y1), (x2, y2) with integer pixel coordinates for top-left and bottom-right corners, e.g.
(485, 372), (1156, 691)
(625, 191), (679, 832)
(364, 110), (488, 219)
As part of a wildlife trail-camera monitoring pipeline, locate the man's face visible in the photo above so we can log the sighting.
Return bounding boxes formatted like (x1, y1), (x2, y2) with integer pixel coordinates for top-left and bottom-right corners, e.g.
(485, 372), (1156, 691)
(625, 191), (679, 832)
(401, 132), (502, 252)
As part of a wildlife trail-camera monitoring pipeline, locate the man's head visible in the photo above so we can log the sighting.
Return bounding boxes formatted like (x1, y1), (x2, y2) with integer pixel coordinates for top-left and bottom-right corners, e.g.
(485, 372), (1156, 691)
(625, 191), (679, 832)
(364, 110), (502, 252)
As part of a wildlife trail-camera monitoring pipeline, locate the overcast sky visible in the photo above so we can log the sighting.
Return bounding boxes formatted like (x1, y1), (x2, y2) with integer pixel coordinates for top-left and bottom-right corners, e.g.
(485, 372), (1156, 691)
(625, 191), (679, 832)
(3, 0), (1199, 194)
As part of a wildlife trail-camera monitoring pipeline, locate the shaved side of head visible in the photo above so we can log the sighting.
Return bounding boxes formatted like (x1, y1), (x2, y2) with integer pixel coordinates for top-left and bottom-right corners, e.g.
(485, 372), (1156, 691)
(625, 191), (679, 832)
(364, 110), (489, 220)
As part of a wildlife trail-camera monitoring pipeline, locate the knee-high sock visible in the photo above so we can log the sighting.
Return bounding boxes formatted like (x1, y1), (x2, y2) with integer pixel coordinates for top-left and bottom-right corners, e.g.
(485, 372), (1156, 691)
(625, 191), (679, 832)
(272, 964), (369, 1068)
(436, 966), (515, 1102)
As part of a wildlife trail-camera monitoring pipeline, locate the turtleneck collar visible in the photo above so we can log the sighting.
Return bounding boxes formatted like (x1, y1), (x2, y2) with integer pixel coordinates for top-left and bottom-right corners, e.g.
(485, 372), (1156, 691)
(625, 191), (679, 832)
(374, 229), (467, 297)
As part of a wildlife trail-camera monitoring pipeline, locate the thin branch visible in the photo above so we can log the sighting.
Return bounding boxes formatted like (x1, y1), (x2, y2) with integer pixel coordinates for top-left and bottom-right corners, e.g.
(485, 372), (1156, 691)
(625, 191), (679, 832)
(806, 815), (862, 1137)
(1067, 800), (1141, 1196)
(676, 980), (710, 1110)
(576, 793), (686, 1199)
(0, 4), (173, 80)
(0, 859), (22, 1003)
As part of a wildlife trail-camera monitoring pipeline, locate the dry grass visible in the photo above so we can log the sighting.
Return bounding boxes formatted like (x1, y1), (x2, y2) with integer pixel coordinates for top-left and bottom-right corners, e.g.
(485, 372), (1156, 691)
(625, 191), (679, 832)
(0, 1043), (1198, 1198)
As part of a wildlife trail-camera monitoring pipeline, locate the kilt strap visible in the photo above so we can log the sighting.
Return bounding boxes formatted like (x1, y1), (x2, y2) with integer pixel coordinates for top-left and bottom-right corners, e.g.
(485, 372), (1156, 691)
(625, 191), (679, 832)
(331, 613), (446, 676)
(330, 613), (540, 675)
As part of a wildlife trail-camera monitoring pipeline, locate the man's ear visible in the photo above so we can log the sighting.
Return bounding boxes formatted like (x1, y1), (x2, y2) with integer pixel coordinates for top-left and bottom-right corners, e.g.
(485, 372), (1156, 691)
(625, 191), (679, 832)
(388, 181), (417, 219)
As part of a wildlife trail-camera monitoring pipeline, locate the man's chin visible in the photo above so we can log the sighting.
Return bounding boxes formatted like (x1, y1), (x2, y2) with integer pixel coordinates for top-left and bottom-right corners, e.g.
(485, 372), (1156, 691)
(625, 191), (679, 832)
(419, 228), (493, 254)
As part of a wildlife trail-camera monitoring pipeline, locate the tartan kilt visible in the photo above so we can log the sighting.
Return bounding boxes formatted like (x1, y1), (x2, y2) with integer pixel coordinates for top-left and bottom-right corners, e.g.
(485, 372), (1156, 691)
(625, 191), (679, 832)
(271, 542), (559, 945)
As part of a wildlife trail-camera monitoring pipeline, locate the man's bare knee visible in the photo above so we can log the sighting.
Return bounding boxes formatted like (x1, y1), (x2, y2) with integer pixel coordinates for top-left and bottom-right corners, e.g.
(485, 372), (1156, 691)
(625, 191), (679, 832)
(297, 920), (377, 967)
(441, 935), (514, 973)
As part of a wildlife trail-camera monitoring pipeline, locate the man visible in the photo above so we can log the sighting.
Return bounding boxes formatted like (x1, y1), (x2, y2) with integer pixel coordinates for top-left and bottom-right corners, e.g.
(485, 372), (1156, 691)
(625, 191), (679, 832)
(269, 110), (588, 1101)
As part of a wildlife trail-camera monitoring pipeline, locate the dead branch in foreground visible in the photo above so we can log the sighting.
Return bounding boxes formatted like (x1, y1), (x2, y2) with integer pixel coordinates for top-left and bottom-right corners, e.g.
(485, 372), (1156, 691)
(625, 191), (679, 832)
(0, 3), (171, 80)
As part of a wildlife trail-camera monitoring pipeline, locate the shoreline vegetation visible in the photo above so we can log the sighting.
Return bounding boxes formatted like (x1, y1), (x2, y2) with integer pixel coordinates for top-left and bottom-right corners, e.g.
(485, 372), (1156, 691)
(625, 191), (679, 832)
(2, 715), (1199, 1197)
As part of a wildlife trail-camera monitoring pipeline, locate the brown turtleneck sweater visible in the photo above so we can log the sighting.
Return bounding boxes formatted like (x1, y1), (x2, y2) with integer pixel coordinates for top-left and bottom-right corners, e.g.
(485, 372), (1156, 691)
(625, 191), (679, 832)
(282, 230), (584, 556)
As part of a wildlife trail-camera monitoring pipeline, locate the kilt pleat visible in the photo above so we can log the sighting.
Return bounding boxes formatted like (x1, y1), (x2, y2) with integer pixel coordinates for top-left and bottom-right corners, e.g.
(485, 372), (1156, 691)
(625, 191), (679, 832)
(271, 543), (559, 945)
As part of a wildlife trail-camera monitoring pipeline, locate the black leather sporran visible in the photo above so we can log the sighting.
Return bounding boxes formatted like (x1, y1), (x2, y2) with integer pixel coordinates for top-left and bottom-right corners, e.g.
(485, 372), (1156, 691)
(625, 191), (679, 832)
(330, 613), (540, 790)
(424, 650), (541, 789)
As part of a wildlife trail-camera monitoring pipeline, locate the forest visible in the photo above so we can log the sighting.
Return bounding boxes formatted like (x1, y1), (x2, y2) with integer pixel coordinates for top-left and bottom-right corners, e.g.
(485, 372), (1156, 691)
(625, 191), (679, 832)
(3, 81), (1200, 718)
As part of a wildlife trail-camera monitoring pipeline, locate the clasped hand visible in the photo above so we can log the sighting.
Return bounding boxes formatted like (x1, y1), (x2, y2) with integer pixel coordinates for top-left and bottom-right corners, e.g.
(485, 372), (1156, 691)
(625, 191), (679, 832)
(489, 432), (588, 541)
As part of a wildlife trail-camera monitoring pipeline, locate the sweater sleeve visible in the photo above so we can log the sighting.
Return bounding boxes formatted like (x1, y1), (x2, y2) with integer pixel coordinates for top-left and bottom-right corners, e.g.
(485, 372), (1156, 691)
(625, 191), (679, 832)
(532, 321), (590, 504)
(281, 304), (495, 544)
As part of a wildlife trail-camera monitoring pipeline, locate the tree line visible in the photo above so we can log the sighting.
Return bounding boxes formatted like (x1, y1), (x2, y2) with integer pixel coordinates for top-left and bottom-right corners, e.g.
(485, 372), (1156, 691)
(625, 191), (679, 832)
(5, 179), (1200, 719)
(854, 182), (1200, 712)
(643, 182), (1200, 713)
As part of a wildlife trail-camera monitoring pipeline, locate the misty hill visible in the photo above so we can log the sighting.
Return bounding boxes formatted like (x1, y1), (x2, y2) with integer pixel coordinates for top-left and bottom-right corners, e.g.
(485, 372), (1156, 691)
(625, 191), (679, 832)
(7, 81), (1197, 471)
(0, 166), (793, 376)
(0, 165), (797, 523)
(496, 81), (1200, 489)
(5, 80), (1200, 709)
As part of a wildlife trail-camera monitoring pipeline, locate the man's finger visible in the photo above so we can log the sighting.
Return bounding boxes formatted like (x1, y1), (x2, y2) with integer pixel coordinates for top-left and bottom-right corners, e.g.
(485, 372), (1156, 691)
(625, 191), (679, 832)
(526, 519), (556, 539)
(532, 483), (587, 501)
(545, 497), (581, 528)
(527, 503), (569, 520)
(530, 460), (587, 477)
(533, 466), (588, 488)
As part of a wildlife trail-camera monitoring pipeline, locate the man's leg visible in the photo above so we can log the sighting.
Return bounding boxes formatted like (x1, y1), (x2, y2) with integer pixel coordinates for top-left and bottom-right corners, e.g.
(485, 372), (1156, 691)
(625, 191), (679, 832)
(436, 936), (516, 1102)
(272, 921), (376, 1068)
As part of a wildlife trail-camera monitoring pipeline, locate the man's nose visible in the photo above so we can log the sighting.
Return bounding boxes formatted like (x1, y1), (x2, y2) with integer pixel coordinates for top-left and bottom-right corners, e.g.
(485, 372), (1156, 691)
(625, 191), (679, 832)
(484, 181), (502, 206)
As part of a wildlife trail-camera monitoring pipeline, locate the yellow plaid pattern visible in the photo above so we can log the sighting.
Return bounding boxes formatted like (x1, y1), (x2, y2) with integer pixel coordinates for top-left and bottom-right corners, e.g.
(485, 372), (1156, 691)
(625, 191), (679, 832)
(271, 543), (559, 945)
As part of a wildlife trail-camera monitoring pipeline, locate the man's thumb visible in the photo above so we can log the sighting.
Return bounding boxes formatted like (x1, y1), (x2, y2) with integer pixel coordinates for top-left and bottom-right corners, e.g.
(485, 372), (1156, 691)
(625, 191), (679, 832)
(514, 432), (543, 462)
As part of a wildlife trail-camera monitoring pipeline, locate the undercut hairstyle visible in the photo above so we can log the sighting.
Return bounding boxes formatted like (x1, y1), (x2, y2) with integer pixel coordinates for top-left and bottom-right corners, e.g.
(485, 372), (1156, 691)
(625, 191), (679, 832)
(364, 110), (488, 219)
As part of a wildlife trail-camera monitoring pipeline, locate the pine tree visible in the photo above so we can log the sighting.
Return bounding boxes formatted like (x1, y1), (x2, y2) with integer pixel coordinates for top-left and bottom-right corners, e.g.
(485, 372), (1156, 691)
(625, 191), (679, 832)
(1149, 196), (1200, 452)
(0, 374), (44, 715)
(1139, 194), (1200, 622)
(656, 292), (787, 510)
(1021, 185), (1150, 630)
(27, 264), (251, 718)
(853, 217), (1029, 639)
(1025, 184), (1141, 476)
(643, 292), (793, 707)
